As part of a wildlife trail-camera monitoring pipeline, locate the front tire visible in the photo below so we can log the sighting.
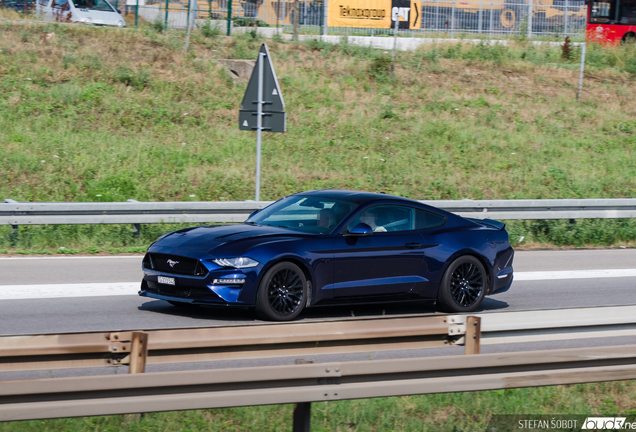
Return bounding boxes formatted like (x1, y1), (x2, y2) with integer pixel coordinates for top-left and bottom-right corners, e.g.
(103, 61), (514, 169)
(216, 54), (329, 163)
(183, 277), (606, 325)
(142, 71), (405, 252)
(437, 255), (487, 313)
(255, 262), (307, 321)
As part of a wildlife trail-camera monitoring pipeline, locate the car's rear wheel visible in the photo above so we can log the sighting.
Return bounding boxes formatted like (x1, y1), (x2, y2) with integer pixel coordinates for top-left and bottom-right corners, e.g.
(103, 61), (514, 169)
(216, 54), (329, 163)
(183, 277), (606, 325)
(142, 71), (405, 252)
(255, 262), (307, 321)
(437, 255), (487, 313)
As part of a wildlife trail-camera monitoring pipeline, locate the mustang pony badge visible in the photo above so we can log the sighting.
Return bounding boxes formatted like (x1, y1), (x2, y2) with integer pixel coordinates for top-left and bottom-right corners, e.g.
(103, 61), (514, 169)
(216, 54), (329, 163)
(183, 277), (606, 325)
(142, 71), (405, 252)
(167, 259), (179, 268)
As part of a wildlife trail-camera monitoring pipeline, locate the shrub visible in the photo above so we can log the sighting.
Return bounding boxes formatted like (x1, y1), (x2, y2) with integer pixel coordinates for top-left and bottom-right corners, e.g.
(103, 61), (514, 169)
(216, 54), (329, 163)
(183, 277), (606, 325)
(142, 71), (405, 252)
(150, 16), (166, 33)
(198, 19), (220, 39)
(113, 66), (151, 90)
(369, 55), (392, 78)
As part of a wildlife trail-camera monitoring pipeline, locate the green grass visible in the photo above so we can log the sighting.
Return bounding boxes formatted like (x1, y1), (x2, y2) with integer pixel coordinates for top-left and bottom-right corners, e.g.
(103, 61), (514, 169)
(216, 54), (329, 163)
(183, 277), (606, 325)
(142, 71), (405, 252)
(2, 380), (636, 431)
(1, 22), (636, 251)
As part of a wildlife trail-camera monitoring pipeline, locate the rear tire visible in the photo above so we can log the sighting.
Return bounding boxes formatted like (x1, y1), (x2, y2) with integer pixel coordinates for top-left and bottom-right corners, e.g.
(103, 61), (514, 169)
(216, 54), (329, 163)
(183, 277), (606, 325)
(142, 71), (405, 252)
(255, 262), (307, 321)
(437, 255), (487, 313)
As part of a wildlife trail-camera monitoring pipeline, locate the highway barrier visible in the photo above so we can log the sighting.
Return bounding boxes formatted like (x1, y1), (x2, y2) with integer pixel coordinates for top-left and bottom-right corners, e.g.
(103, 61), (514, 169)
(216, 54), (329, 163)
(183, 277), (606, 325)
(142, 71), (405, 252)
(0, 315), (473, 373)
(2, 344), (636, 426)
(2, 305), (636, 429)
(2, 198), (636, 226)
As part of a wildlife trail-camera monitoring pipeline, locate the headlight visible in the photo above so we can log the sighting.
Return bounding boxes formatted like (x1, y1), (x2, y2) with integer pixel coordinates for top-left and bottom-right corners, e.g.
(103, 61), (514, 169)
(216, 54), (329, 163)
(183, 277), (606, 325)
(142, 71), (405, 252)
(213, 257), (259, 268)
(117, 20), (125, 27)
(83, 17), (92, 24)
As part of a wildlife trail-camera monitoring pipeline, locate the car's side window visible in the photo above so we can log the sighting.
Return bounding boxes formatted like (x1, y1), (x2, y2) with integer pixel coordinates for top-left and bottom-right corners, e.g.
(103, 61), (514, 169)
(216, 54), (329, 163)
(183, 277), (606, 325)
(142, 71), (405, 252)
(347, 205), (415, 233)
(415, 209), (445, 230)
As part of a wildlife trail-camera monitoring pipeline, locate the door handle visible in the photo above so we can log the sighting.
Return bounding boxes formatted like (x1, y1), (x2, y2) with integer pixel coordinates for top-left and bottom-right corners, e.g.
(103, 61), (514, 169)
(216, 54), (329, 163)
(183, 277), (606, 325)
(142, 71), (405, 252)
(405, 242), (422, 249)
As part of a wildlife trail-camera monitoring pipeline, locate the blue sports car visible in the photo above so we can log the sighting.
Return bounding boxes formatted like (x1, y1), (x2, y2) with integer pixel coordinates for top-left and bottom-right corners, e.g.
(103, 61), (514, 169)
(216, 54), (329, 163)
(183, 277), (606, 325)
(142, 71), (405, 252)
(139, 190), (514, 321)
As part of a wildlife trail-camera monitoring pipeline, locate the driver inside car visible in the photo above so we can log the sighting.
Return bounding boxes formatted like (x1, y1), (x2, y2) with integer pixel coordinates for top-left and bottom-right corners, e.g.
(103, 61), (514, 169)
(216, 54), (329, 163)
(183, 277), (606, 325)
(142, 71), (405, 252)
(359, 208), (387, 232)
(317, 208), (335, 228)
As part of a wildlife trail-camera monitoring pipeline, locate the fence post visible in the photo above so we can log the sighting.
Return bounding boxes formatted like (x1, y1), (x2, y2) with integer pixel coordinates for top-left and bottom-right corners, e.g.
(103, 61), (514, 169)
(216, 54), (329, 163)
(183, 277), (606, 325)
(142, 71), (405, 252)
(527, 0), (533, 38)
(489, 0), (493, 37)
(435, 0), (439, 31)
(564, 0), (569, 36)
(135, 0), (139, 27)
(226, 0), (232, 35)
(464, 316), (481, 355)
(577, 42), (586, 102)
(292, 402), (311, 432)
(185, 0), (190, 31)
(322, 0), (327, 37)
(391, 12), (398, 75)
(450, 0), (455, 38)
(292, 0), (299, 41)
(478, 0), (483, 33)
(164, 0), (169, 29)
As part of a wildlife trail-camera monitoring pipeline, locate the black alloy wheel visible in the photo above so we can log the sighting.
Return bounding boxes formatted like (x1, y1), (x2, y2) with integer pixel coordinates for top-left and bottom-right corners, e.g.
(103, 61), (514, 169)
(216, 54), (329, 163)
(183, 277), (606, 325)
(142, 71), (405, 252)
(256, 262), (307, 321)
(437, 255), (487, 312)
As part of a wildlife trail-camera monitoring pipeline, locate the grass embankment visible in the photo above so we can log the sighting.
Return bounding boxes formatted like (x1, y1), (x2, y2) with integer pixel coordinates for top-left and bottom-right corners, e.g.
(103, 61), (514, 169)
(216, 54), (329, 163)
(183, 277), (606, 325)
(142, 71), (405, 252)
(1, 21), (636, 253)
(2, 381), (636, 431)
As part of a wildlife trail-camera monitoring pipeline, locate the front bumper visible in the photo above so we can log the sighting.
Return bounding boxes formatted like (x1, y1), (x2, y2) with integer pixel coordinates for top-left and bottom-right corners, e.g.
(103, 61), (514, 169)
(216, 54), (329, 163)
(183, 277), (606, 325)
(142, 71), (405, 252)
(140, 261), (258, 305)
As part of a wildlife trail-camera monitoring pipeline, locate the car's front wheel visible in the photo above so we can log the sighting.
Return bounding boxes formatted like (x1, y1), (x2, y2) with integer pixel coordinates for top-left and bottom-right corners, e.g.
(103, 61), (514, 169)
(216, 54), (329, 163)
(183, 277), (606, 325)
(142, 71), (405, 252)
(256, 261), (307, 321)
(437, 255), (487, 313)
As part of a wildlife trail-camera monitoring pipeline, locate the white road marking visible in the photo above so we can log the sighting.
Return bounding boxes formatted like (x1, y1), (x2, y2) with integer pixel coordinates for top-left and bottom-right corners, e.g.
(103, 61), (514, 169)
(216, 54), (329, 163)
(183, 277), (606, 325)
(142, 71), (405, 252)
(514, 269), (636, 281)
(0, 269), (634, 300)
(0, 283), (141, 300)
(0, 256), (142, 260)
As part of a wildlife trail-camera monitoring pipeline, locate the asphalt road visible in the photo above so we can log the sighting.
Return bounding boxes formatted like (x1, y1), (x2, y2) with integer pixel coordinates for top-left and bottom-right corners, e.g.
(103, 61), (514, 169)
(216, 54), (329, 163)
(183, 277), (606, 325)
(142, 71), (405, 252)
(1, 249), (635, 380)
(0, 249), (635, 335)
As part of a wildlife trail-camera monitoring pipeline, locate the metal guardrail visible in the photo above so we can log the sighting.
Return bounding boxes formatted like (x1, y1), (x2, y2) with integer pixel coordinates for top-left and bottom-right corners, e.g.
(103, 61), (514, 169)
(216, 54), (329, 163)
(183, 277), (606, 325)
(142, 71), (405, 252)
(2, 344), (636, 422)
(3, 305), (634, 373)
(2, 305), (636, 426)
(2, 198), (636, 226)
(465, 305), (636, 345)
(0, 315), (471, 373)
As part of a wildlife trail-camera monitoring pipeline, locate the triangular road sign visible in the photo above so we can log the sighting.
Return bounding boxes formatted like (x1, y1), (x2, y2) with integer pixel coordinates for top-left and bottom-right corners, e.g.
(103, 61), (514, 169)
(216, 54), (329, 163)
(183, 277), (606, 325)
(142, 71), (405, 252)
(240, 44), (285, 113)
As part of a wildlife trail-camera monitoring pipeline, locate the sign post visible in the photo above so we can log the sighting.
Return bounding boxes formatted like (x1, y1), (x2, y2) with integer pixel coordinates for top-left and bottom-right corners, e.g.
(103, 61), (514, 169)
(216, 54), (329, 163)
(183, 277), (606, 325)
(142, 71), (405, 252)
(239, 44), (286, 201)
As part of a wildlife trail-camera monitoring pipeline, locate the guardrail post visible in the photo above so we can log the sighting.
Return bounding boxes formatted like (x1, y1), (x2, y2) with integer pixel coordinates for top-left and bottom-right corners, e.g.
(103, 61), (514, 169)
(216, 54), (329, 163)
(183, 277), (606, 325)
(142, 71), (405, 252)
(129, 331), (148, 374)
(132, 223), (141, 239)
(10, 225), (19, 247)
(292, 402), (311, 432)
(464, 316), (481, 355)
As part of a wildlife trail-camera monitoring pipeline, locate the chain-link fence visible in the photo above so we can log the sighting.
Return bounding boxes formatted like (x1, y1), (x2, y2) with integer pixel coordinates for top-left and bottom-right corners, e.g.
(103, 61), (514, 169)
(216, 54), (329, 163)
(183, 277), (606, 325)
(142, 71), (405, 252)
(117, 0), (586, 38)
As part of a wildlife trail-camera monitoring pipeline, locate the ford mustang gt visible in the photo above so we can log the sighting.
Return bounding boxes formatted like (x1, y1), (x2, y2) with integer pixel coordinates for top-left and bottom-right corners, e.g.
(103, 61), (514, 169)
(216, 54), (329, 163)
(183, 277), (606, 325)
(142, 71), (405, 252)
(139, 190), (514, 321)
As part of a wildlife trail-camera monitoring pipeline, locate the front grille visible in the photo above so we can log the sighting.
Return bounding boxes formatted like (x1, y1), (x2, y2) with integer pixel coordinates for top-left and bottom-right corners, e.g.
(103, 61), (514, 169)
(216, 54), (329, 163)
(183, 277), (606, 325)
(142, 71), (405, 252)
(143, 253), (208, 276)
(155, 284), (217, 299)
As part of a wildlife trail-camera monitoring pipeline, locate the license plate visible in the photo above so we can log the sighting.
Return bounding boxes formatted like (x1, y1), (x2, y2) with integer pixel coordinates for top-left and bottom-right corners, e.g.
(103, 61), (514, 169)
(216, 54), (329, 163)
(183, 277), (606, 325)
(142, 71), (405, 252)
(158, 276), (175, 285)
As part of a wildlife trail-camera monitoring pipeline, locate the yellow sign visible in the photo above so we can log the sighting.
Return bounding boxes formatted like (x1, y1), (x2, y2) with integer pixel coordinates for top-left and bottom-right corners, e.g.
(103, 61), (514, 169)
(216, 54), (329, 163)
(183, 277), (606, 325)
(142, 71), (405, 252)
(328, 0), (392, 28)
(410, 1), (422, 29)
(328, 0), (421, 29)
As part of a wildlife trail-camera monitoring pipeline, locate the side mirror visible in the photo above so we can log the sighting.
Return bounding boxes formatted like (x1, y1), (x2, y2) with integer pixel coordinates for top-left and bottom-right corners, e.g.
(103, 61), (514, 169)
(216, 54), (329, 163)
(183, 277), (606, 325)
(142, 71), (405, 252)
(117, 8), (121, 12)
(345, 223), (373, 237)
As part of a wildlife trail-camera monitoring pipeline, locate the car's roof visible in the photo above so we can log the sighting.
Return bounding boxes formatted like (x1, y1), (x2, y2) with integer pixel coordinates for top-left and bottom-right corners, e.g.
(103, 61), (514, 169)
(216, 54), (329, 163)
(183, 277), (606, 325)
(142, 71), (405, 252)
(295, 189), (419, 205)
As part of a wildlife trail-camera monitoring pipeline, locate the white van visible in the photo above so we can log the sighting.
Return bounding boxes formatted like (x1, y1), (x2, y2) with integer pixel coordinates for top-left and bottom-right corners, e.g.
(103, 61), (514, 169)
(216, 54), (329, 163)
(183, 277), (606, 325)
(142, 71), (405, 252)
(36, 0), (126, 27)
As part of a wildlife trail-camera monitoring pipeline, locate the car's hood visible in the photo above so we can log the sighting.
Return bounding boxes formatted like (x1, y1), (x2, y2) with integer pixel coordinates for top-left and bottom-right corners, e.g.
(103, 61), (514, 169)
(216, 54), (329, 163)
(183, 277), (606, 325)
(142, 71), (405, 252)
(150, 224), (307, 256)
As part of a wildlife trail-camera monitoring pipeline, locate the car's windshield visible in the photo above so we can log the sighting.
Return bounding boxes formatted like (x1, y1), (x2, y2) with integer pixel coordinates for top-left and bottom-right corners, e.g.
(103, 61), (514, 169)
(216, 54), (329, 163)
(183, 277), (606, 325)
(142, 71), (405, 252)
(72, 0), (114, 11)
(246, 195), (357, 234)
